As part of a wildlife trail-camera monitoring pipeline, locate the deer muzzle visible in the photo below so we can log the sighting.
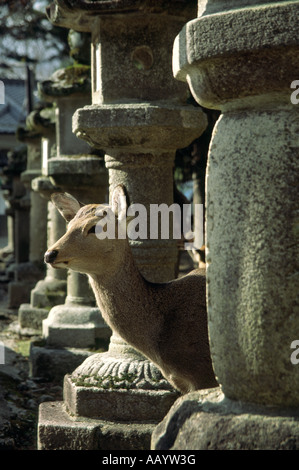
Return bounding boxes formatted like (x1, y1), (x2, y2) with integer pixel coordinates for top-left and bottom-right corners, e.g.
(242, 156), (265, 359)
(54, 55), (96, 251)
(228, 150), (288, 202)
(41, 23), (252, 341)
(44, 249), (59, 264)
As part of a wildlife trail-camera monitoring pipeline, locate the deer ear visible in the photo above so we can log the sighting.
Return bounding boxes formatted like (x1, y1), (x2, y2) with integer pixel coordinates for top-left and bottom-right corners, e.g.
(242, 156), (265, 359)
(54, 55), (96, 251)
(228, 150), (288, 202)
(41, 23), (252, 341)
(51, 192), (81, 222)
(111, 185), (128, 221)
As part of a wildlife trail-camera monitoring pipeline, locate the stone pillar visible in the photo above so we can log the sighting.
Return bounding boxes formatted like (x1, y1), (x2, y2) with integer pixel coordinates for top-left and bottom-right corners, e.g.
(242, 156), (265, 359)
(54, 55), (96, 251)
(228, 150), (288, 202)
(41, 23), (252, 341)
(0, 192), (14, 265)
(38, 0), (208, 451)
(0, 147), (27, 269)
(152, 0), (299, 450)
(190, 109), (220, 267)
(30, 56), (110, 382)
(18, 105), (68, 334)
(7, 111), (49, 308)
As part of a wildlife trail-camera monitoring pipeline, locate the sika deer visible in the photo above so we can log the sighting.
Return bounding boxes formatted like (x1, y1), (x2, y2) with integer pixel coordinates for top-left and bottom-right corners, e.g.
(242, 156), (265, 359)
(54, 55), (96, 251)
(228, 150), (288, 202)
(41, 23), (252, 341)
(44, 185), (217, 394)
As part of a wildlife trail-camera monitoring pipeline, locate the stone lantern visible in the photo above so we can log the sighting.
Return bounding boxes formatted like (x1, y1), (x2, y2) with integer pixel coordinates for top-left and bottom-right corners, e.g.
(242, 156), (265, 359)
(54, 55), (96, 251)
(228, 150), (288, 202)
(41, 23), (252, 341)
(152, 0), (299, 450)
(30, 36), (110, 381)
(7, 108), (52, 308)
(38, 0), (209, 450)
(17, 104), (68, 334)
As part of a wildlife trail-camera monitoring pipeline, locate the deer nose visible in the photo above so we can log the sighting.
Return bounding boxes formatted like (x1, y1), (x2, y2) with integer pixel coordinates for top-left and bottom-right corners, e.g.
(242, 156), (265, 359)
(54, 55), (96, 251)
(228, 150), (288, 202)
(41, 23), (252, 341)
(44, 249), (59, 264)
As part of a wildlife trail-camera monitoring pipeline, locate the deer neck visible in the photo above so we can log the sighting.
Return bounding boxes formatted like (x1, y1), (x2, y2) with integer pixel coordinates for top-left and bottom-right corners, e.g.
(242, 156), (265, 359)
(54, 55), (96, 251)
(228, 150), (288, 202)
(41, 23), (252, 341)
(88, 246), (159, 354)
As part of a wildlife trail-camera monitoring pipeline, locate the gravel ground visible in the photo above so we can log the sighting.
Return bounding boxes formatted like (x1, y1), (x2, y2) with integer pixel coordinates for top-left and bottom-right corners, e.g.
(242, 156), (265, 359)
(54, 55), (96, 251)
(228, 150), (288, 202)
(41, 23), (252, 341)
(0, 284), (63, 450)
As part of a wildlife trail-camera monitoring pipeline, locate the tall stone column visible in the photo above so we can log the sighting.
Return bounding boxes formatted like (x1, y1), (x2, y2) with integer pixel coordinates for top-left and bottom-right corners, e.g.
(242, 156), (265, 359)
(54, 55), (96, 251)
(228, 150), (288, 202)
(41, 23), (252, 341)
(40, 65), (109, 348)
(38, 0), (208, 450)
(18, 105), (68, 334)
(30, 57), (110, 382)
(152, 0), (299, 450)
(7, 110), (50, 308)
(0, 190), (14, 265)
(0, 146), (27, 270)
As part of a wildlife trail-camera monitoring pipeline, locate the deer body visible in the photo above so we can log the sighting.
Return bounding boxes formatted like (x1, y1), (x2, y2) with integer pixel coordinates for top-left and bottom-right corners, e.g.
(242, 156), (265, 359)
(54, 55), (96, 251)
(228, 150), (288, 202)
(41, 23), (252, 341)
(44, 187), (217, 394)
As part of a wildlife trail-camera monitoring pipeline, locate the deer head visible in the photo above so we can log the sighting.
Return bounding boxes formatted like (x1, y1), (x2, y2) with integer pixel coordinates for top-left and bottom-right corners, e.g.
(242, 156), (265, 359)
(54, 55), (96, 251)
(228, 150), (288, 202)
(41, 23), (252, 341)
(44, 185), (129, 276)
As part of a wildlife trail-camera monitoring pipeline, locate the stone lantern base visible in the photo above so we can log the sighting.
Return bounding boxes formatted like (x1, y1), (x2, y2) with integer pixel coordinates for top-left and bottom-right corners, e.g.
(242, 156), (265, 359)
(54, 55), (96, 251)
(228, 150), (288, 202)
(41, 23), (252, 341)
(37, 335), (180, 450)
(152, 388), (299, 450)
(38, 401), (156, 450)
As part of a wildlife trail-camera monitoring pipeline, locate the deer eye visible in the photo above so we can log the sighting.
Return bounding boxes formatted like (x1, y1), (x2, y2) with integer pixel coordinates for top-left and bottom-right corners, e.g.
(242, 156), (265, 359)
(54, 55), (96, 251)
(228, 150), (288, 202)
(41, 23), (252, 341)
(87, 225), (96, 234)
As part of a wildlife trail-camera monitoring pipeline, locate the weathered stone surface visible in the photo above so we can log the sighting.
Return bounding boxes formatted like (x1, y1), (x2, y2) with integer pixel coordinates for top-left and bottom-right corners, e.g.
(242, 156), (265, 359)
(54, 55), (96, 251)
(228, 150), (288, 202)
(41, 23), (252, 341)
(46, 0), (197, 32)
(65, 333), (179, 421)
(47, 1), (198, 106)
(197, 0), (289, 17)
(205, 107), (299, 406)
(47, 98), (92, 158)
(43, 303), (111, 348)
(38, 401), (154, 450)
(152, 388), (299, 450)
(64, 374), (179, 422)
(46, 156), (107, 188)
(73, 103), (207, 151)
(18, 304), (49, 333)
(29, 277), (67, 310)
(174, 2), (299, 110)
(72, 334), (174, 390)
(173, 0), (299, 408)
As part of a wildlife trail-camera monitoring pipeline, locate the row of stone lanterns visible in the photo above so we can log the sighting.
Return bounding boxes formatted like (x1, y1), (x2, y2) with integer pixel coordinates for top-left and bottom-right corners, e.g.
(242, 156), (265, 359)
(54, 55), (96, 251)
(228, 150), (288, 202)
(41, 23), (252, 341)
(5, 108), (51, 310)
(6, 0), (298, 451)
(16, 34), (111, 381)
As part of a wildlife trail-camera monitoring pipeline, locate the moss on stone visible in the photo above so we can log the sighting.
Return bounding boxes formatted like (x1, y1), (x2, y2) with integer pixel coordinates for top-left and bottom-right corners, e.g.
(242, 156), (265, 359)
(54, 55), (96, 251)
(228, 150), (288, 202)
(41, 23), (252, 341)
(72, 372), (138, 390)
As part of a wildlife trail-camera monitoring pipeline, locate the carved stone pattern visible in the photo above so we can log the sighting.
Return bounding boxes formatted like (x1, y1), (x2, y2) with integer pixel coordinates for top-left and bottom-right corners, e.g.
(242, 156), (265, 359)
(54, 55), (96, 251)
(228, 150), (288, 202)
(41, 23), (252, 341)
(73, 352), (175, 391)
